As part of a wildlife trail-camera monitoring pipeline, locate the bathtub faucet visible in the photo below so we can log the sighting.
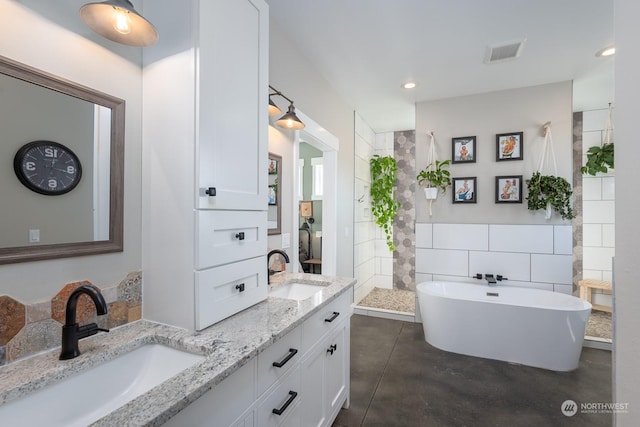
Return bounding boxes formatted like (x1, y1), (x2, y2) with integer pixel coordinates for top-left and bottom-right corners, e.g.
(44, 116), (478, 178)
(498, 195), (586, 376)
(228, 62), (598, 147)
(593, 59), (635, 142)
(484, 274), (497, 286)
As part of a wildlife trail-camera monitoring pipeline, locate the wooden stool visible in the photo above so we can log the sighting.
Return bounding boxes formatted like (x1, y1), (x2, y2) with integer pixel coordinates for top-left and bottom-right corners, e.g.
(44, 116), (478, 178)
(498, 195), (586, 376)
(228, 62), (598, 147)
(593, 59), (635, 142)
(578, 279), (612, 312)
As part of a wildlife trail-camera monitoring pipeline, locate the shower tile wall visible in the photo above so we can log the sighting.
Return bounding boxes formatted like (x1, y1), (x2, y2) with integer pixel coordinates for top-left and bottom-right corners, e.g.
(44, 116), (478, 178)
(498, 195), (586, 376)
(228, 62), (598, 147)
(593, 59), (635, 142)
(579, 108), (615, 309)
(393, 131), (416, 291)
(415, 224), (573, 293)
(353, 113), (377, 304)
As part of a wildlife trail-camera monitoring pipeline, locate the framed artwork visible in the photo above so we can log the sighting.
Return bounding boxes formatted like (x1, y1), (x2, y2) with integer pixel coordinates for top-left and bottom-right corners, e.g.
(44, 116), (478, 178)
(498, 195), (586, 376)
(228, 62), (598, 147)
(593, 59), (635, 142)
(452, 177), (477, 203)
(496, 132), (523, 161)
(268, 185), (277, 205)
(452, 136), (476, 163)
(300, 200), (313, 217)
(268, 157), (278, 174)
(495, 175), (523, 203)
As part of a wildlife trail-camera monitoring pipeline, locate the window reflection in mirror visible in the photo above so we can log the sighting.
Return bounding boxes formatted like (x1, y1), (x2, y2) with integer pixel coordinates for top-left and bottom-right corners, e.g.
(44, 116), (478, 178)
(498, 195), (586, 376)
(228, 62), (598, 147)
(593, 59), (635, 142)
(268, 153), (282, 235)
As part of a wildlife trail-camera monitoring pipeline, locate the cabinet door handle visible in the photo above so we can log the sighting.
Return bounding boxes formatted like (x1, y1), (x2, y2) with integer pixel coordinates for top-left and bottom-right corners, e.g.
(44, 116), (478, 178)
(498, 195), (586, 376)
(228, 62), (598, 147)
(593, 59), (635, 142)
(272, 391), (298, 416)
(272, 348), (298, 368)
(235, 283), (245, 292)
(205, 187), (216, 196)
(324, 311), (340, 323)
(235, 232), (245, 241)
(327, 344), (337, 355)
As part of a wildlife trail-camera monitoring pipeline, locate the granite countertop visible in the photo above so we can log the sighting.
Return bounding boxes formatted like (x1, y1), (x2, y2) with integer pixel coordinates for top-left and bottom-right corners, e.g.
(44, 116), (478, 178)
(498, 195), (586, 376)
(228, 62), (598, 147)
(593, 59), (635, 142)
(0, 273), (355, 427)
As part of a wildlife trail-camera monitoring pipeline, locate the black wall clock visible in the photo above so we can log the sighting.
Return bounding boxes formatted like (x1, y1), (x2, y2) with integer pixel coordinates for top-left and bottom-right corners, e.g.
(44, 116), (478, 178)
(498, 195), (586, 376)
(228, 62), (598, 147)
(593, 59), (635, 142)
(13, 140), (83, 196)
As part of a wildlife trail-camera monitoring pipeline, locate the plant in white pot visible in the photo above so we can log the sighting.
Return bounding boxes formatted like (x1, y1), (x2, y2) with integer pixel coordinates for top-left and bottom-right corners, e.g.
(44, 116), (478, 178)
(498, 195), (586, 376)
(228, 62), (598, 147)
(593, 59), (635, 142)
(417, 160), (451, 200)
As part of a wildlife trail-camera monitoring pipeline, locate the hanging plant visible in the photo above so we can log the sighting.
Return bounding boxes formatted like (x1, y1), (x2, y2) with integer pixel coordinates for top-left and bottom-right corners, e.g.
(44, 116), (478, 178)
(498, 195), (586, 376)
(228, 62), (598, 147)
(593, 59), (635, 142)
(370, 155), (400, 251)
(416, 160), (451, 198)
(581, 143), (614, 175)
(526, 172), (575, 220)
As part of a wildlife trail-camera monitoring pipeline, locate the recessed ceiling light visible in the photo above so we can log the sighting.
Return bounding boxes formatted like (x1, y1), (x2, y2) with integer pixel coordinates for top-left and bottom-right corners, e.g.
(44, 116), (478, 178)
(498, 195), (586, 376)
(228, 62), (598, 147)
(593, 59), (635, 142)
(402, 81), (418, 89)
(596, 46), (615, 57)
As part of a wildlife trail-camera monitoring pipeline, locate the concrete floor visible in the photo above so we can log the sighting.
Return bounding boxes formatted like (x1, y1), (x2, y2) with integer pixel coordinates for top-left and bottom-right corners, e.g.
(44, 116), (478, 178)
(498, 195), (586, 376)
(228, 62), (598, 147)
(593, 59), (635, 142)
(333, 314), (612, 427)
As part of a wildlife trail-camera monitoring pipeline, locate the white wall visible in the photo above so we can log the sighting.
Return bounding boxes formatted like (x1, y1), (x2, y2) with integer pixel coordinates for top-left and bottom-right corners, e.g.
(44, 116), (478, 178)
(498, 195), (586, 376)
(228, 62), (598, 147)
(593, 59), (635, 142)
(581, 108), (614, 309)
(0, 1), (143, 302)
(415, 81), (573, 225)
(613, 0), (640, 422)
(269, 20), (355, 279)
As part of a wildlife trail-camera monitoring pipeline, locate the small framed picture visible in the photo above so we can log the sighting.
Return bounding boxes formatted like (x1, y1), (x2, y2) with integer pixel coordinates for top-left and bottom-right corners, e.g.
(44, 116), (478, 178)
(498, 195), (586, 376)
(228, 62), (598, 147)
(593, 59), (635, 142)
(496, 132), (523, 161)
(300, 200), (313, 217)
(452, 136), (476, 163)
(495, 175), (523, 203)
(268, 185), (277, 205)
(452, 177), (477, 203)
(268, 157), (278, 175)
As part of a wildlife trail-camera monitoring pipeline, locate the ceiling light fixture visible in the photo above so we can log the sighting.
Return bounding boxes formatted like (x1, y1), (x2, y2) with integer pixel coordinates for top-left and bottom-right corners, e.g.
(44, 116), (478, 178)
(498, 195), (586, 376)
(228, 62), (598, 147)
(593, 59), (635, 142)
(402, 81), (418, 89)
(269, 85), (305, 130)
(80, 0), (158, 47)
(596, 46), (615, 57)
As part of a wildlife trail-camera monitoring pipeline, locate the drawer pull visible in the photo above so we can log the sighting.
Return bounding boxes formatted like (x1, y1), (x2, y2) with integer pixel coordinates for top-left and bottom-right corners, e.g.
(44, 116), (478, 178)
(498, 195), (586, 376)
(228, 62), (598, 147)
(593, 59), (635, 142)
(327, 344), (337, 355)
(324, 311), (340, 323)
(205, 187), (216, 196)
(272, 391), (298, 416)
(235, 232), (245, 241)
(235, 283), (245, 292)
(272, 348), (298, 368)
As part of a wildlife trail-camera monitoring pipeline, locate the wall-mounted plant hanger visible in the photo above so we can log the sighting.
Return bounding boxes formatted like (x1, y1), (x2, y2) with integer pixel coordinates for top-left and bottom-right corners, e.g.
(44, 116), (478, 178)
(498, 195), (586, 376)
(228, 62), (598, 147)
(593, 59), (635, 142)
(416, 131), (451, 216)
(582, 103), (614, 176)
(526, 122), (575, 220)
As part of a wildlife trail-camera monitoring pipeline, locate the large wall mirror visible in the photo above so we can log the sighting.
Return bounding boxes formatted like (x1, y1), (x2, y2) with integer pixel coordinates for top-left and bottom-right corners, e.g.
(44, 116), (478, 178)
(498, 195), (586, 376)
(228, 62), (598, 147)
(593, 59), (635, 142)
(268, 152), (282, 235)
(0, 55), (124, 264)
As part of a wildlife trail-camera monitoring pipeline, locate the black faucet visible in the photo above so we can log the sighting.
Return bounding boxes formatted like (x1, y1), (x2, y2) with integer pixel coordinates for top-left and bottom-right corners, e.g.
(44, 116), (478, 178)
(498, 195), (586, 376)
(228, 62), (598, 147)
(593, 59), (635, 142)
(267, 249), (290, 284)
(484, 274), (497, 286)
(60, 284), (109, 360)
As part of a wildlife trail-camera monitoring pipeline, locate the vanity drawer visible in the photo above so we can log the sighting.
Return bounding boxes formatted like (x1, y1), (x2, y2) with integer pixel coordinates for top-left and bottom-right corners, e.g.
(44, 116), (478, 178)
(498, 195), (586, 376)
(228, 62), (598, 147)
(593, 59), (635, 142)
(257, 326), (301, 396)
(302, 291), (351, 354)
(196, 210), (267, 270)
(195, 256), (267, 330)
(256, 365), (301, 427)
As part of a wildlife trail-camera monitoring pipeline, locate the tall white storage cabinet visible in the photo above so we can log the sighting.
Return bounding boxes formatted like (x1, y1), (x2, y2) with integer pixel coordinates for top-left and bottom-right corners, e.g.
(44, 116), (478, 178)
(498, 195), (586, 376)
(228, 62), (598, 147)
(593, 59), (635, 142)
(142, 0), (269, 330)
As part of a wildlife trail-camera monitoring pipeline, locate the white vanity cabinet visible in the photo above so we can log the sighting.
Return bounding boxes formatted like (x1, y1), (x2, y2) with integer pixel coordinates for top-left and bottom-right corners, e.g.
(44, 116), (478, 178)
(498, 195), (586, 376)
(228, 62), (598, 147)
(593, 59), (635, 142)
(142, 0), (269, 331)
(162, 291), (351, 427)
(163, 358), (257, 427)
(299, 292), (351, 427)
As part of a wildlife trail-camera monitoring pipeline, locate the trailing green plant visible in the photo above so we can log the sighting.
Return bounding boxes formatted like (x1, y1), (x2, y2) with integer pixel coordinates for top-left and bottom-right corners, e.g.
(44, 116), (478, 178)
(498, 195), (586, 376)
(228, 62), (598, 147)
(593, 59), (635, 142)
(370, 155), (400, 251)
(416, 159), (452, 193)
(581, 143), (614, 175)
(525, 172), (575, 220)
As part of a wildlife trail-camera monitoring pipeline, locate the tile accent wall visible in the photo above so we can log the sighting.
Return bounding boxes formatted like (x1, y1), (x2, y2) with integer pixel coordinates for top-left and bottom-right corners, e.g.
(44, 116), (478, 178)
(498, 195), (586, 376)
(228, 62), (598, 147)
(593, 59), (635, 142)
(393, 131), (416, 291)
(577, 108), (615, 308)
(416, 224), (573, 294)
(572, 112), (584, 291)
(0, 271), (142, 366)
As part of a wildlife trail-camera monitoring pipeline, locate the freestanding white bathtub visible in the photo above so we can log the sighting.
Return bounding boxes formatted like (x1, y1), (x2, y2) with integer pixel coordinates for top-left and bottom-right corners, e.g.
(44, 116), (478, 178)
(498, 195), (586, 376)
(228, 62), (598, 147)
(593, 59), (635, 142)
(416, 281), (592, 371)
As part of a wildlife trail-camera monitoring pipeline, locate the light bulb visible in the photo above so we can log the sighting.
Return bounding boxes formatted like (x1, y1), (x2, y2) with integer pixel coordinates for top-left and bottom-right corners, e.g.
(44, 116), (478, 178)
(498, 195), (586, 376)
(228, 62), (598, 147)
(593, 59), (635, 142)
(112, 7), (131, 35)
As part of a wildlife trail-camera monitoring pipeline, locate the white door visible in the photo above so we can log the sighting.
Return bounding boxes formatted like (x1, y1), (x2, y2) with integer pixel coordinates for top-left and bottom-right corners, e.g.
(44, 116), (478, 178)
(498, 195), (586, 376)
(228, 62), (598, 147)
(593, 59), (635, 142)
(197, 0), (268, 211)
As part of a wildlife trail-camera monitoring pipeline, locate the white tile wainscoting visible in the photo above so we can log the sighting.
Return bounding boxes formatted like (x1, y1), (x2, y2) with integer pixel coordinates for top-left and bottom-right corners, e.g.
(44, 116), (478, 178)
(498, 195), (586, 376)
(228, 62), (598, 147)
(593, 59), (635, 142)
(415, 223), (573, 294)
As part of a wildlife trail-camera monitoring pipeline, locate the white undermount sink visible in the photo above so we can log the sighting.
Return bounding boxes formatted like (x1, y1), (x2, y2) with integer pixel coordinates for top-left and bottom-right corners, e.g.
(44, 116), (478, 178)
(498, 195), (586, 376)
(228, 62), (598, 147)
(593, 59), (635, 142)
(269, 283), (325, 301)
(0, 343), (205, 427)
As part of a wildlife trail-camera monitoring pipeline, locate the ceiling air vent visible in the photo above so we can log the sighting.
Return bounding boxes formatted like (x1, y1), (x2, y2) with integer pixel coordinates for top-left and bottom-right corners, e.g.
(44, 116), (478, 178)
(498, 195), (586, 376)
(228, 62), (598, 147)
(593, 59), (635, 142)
(484, 39), (526, 64)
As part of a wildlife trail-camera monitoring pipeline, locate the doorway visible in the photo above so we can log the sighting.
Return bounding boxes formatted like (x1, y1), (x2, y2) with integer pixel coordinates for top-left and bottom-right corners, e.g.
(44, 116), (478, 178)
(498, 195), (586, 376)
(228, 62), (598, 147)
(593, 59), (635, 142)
(291, 110), (338, 276)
